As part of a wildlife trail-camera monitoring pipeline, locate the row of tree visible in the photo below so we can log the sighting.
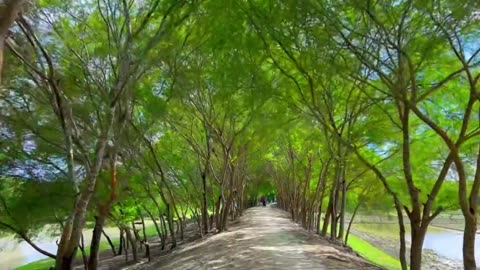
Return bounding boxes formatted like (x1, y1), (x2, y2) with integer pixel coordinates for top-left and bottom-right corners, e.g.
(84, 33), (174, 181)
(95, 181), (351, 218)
(1, 0), (480, 270)
(0, 0), (275, 269)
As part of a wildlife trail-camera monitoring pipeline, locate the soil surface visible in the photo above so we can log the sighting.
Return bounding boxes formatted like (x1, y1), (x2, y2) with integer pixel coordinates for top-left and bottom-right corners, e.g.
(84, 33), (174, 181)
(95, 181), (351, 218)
(124, 206), (382, 270)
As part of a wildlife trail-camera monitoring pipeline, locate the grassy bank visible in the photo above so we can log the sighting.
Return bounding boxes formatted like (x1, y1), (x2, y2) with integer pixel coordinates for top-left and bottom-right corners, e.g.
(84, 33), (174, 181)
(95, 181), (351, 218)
(17, 225), (160, 270)
(318, 221), (400, 270)
(347, 234), (401, 270)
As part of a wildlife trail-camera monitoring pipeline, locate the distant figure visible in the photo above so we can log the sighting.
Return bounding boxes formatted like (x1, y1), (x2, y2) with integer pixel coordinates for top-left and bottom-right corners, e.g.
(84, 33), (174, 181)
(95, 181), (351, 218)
(261, 196), (267, 207)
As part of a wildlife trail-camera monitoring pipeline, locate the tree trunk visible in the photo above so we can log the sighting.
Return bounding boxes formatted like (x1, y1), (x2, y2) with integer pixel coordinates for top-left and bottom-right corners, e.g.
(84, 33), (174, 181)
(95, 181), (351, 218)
(410, 225), (428, 270)
(338, 162), (347, 242)
(463, 214), (477, 270)
(202, 173), (209, 234)
(79, 233), (88, 270)
(0, 221), (57, 259)
(117, 229), (124, 255)
(166, 203), (177, 249)
(132, 221), (141, 246)
(201, 128), (212, 234)
(464, 142), (480, 270)
(214, 195), (221, 231)
(321, 199), (332, 237)
(316, 202), (323, 235)
(102, 229), (116, 256)
(344, 200), (361, 245)
(56, 248), (77, 270)
(0, 0), (27, 85)
(56, 137), (111, 269)
(160, 214), (168, 250)
(125, 227), (138, 263)
(140, 213), (147, 244)
(220, 193), (233, 232)
(88, 215), (105, 270)
(123, 230), (128, 263)
(330, 180), (339, 242)
(396, 204), (408, 270)
(144, 206), (162, 240)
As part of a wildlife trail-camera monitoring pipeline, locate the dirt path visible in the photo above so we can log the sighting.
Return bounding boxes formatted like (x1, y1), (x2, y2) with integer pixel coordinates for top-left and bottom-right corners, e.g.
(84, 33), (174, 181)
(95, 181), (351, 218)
(127, 206), (382, 270)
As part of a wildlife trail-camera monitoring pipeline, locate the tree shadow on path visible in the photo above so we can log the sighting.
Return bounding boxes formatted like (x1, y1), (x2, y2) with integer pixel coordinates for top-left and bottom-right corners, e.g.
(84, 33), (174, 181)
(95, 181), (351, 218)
(127, 206), (384, 270)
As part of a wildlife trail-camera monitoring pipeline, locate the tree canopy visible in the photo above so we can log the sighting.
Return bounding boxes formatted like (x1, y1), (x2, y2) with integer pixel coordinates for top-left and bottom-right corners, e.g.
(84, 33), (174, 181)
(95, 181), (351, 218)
(1, 1), (480, 270)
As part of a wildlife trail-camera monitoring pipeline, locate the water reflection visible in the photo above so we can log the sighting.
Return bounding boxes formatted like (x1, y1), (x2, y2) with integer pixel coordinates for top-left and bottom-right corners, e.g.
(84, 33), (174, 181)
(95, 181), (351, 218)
(0, 226), (121, 269)
(424, 230), (480, 262)
(354, 223), (480, 263)
(0, 235), (57, 269)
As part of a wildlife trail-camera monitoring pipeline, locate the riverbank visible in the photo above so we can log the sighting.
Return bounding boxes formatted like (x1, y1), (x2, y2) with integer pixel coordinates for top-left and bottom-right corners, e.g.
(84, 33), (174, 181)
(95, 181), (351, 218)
(351, 223), (463, 269)
(4, 222), (158, 270)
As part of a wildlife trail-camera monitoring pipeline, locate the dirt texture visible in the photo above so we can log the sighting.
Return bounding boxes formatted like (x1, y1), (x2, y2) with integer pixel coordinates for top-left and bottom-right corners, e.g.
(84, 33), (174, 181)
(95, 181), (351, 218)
(124, 206), (383, 270)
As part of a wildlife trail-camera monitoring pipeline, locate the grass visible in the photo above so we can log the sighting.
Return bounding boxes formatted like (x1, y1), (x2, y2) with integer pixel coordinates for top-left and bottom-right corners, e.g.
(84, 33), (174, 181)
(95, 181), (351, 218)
(347, 234), (401, 270)
(319, 221), (402, 270)
(17, 259), (54, 270)
(16, 225), (160, 270)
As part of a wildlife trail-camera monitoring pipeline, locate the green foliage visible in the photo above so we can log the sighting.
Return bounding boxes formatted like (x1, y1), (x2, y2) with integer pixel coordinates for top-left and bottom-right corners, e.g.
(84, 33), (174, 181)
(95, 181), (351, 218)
(1, 0), (480, 269)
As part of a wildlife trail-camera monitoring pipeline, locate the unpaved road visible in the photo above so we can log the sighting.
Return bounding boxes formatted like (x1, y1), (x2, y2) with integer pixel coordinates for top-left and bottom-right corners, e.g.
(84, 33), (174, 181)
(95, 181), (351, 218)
(129, 206), (382, 270)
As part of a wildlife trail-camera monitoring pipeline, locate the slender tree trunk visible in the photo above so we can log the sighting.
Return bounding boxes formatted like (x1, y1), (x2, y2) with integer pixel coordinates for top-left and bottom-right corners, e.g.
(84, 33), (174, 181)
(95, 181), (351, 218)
(316, 202), (323, 235)
(144, 206), (162, 240)
(132, 221), (141, 246)
(345, 200), (361, 245)
(124, 230), (128, 263)
(463, 141), (480, 270)
(118, 229), (124, 255)
(140, 213), (147, 243)
(125, 227), (138, 263)
(202, 171), (209, 234)
(220, 194), (233, 232)
(0, 221), (57, 259)
(88, 215), (105, 270)
(315, 162), (329, 235)
(463, 214), (477, 270)
(214, 195), (221, 231)
(160, 214), (168, 250)
(396, 204), (408, 270)
(330, 175), (339, 242)
(338, 160), (347, 242)
(79, 233), (88, 270)
(166, 203), (177, 248)
(321, 198), (332, 237)
(102, 229), (116, 256)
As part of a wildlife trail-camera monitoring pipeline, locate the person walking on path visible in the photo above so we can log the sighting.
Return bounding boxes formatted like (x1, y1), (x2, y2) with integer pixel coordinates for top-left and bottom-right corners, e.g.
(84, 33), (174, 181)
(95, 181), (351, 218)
(261, 196), (267, 207)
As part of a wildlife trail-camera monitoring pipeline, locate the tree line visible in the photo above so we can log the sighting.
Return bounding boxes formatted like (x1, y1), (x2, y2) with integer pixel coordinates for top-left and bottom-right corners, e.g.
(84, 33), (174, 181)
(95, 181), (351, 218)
(1, 1), (480, 270)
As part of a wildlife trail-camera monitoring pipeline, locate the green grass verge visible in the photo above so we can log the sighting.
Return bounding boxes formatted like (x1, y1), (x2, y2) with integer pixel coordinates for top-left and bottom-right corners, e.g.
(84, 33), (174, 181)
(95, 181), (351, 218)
(319, 221), (401, 270)
(347, 234), (401, 270)
(17, 225), (160, 270)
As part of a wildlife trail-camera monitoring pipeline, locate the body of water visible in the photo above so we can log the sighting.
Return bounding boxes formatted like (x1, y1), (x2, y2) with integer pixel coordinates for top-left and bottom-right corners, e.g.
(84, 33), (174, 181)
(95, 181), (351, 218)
(0, 235), (58, 269)
(424, 228), (479, 262)
(354, 223), (480, 263)
(0, 226), (121, 270)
